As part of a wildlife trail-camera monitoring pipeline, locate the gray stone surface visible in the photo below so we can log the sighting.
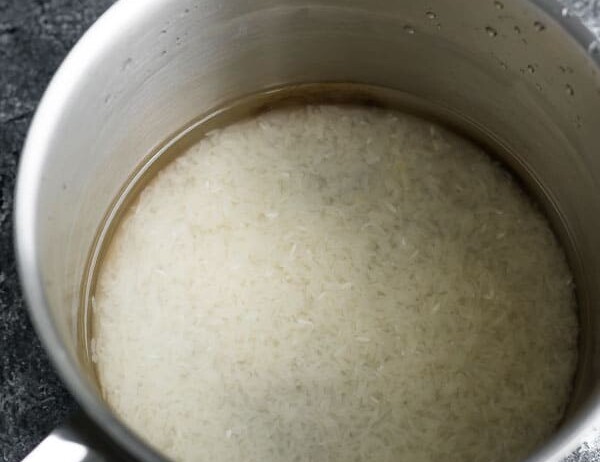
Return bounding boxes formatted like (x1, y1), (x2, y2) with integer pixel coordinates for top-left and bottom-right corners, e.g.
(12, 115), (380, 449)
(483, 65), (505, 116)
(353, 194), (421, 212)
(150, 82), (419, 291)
(0, 0), (599, 461)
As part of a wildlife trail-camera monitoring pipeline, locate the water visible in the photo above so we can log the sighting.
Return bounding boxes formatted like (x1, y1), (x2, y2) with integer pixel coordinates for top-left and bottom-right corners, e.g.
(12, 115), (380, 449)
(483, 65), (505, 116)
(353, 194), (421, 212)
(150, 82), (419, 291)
(87, 83), (578, 462)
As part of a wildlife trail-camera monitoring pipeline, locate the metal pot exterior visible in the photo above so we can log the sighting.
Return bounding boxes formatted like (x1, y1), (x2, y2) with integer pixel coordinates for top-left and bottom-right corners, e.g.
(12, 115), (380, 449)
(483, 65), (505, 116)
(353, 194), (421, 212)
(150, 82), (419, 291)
(15, 0), (600, 461)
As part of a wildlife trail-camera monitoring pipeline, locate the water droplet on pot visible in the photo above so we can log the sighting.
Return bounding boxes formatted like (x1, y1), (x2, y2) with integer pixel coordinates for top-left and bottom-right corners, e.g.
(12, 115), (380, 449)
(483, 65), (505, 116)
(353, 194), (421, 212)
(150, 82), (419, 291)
(121, 58), (133, 71)
(425, 11), (436, 20)
(534, 21), (546, 31)
(565, 84), (575, 96)
(485, 26), (498, 37)
(404, 25), (416, 34)
(535, 83), (543, 91)
(561, 7), (570, 17)
(527, 64), (535, 74)
(513, 25), (521, 34)
(494, 1), (504, 9)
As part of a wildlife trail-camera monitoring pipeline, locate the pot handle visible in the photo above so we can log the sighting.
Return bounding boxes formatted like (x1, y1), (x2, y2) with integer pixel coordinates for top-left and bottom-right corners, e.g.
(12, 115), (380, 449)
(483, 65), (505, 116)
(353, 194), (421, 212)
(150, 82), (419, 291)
(22, 413), (131, 462)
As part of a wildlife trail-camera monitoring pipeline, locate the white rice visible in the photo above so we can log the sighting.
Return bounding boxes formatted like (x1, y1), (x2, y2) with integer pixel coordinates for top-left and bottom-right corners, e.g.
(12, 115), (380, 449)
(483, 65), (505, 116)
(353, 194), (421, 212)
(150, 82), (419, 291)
(93, 105), (578, 462)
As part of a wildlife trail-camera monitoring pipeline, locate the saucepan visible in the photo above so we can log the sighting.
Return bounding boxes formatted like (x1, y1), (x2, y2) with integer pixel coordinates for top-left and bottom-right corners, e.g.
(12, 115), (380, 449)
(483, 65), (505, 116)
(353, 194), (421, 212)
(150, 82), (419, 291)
(14, 0), (600, 460)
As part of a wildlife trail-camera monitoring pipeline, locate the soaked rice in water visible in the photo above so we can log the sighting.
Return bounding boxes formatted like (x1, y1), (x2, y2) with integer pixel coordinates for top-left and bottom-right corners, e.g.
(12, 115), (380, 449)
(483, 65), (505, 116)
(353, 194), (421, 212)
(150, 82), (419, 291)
(93, 105), (578, 462)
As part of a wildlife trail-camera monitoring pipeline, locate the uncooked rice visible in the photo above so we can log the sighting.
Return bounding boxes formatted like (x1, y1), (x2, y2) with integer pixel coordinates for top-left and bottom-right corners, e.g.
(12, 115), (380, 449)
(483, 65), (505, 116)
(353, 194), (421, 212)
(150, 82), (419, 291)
(93, 105), (578, 462)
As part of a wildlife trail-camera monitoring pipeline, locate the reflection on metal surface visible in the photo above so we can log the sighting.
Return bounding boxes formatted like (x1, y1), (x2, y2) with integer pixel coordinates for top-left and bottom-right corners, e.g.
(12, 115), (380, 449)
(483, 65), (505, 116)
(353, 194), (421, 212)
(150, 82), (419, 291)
(15, 0), (600, 461)
(20, 413), (132, 462)
(23, 435), (90, 462)
(558, 0), (600, 36)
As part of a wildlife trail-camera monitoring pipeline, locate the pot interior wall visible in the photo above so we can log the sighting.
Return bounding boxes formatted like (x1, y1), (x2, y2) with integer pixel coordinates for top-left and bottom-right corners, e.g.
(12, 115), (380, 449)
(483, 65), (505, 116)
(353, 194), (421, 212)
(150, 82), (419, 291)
(27, 0), (600, 458)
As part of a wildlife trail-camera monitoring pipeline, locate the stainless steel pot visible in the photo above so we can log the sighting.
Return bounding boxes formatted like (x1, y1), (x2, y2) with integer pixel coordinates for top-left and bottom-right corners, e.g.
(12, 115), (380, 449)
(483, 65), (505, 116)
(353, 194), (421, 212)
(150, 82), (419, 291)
(15, 0), (600, 461)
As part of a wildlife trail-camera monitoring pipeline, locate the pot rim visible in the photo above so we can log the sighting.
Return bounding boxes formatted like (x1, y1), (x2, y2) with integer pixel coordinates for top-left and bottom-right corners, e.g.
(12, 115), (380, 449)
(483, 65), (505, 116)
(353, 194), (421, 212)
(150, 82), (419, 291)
(13, 1), (600, 461)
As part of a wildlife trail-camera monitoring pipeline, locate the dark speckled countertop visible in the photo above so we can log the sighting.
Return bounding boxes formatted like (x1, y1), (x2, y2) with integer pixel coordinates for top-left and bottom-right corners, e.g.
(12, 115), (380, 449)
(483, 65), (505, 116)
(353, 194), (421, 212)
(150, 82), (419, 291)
(1, 0), (600, 461)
